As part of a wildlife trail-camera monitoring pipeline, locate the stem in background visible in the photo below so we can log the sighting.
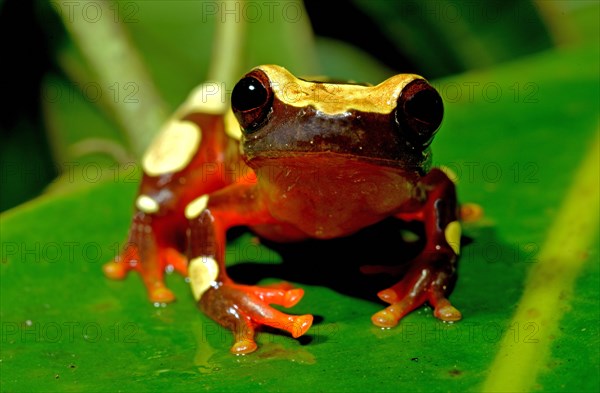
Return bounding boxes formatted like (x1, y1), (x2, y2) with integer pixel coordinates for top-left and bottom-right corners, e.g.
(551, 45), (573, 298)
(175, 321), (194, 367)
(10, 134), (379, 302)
(206, 2), (246, 89)
(55, 0), (168, 159)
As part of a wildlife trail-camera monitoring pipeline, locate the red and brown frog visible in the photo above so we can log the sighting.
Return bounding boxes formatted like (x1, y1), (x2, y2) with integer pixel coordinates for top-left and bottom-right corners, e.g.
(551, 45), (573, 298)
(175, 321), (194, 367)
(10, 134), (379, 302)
(104, 65), (464, 354)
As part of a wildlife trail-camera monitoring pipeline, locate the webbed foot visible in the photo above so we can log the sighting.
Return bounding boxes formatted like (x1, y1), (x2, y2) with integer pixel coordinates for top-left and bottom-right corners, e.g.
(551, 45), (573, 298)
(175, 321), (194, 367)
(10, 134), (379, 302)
(199, 282), (313, 354)
(371, 254), (461, 328)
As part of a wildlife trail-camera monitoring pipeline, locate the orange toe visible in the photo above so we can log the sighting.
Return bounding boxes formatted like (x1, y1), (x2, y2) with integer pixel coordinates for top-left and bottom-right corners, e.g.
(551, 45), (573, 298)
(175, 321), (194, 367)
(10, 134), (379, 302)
(149, 286), (176, 303)
(103, 261), (127, 280)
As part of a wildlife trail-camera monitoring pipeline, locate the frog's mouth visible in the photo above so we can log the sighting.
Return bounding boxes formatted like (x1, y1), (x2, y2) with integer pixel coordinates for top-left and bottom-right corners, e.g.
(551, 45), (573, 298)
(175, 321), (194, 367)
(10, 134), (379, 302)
(243, 149), (432, 176)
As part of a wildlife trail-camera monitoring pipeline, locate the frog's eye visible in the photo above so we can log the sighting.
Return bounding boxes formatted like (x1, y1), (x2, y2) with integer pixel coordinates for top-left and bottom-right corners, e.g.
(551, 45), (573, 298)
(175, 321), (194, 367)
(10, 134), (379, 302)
(231, 70), (273, 133)
(395, 79), (444, 145)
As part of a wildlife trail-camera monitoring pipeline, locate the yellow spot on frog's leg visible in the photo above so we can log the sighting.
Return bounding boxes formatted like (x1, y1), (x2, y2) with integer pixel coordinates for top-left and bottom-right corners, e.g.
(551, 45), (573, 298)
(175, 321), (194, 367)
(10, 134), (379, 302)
(188, 256), (219, 301)
(135, 195), (159, 214)
(185, 194), (210, 220)
(142, 119), (202, 177)
(444, 221), (461, 255)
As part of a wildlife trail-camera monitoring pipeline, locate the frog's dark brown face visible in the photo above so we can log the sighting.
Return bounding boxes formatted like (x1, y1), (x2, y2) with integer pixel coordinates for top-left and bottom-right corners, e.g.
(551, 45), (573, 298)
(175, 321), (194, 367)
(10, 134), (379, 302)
(231, 65), (443, 171)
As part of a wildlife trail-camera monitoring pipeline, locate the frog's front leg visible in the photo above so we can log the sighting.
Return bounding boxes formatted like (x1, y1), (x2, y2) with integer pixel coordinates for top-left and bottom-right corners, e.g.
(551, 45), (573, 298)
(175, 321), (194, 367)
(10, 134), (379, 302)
(103, 102), (234, 304)
(103, 203), (188, 303)
(185, 185), (313, 354)
(371, 168), (462, 328)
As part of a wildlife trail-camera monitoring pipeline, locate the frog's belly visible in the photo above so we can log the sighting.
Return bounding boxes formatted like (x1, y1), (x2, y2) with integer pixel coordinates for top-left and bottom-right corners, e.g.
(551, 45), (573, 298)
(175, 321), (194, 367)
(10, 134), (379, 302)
(252, 158), (421, 241)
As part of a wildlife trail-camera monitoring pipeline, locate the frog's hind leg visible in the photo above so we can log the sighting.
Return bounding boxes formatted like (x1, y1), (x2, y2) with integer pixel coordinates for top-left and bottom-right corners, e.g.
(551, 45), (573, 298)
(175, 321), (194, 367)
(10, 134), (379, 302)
(198, 285), (259, 354)
(228, 285), (312, 338)
(186, 190), (313, 354)
(199, 284), (312, 355)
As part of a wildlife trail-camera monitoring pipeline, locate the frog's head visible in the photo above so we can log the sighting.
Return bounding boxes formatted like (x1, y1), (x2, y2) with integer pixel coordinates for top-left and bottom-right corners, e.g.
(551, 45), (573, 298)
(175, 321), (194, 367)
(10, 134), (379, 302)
(231, 65), (443, 172)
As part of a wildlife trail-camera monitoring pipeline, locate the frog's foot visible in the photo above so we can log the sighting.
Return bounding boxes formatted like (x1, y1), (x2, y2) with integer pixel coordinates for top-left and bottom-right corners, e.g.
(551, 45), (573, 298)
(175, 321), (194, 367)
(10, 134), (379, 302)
(371, 258), (461, 328)
(104, 249), (179, 303)
(103, 213), (187, 303)
(199, 283), (313, 354)
(103, 243), (140, 280)
(104, 246), (187, 303)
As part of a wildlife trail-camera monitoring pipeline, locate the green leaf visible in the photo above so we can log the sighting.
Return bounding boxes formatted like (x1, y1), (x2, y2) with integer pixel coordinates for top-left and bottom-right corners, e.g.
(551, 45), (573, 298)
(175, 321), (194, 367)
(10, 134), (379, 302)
(2, 36), (598, 393)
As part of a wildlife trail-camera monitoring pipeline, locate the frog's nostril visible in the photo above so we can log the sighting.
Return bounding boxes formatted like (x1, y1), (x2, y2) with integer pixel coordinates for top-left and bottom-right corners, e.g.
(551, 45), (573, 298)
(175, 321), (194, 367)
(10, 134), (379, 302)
(396, 79), (444, 145)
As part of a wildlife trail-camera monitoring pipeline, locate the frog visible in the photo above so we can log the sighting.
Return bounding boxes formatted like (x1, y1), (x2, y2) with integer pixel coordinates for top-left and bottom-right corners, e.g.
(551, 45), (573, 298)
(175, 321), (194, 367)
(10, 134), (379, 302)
(103, 65), (463, 355)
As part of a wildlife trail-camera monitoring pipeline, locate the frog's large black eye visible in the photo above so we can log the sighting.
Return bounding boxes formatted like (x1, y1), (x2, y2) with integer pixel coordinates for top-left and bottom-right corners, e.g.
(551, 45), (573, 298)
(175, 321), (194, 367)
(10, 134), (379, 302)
(395, 79), (444, 145)
(231, 69), (273, 133)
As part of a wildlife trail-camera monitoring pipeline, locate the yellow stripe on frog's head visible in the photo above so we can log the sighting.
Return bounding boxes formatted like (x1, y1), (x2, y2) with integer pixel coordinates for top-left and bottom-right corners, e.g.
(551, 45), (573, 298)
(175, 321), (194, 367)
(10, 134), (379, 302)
(254, 65), (425, 116)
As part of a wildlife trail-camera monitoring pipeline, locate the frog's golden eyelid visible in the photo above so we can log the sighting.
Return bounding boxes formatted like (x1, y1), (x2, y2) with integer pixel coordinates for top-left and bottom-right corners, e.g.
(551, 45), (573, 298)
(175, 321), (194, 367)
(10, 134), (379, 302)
(142, 119), (202, 177)
(185, 194), (210, 220)
(136, 195), (160, 214)
(256, 65), (423, 115)
(188, 255), (219, 301)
